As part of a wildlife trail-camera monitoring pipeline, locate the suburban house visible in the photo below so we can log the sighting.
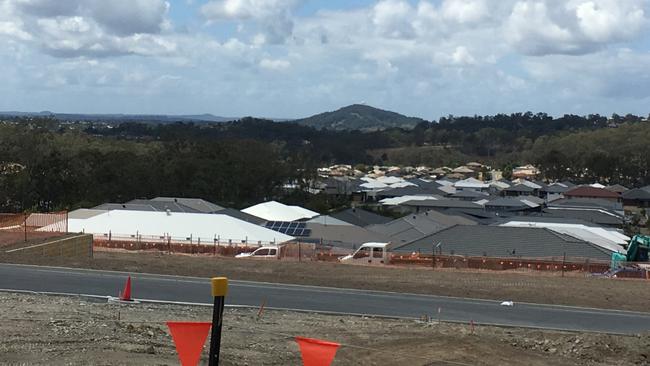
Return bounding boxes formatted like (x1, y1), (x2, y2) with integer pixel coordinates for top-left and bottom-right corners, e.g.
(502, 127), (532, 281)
(392, 225), (617, 261)
(622, 186), (650, 214)
(563, 186), (622, 209)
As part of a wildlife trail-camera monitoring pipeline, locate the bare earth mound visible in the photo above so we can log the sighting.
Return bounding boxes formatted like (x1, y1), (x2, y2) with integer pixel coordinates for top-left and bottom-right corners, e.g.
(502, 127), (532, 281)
(1, 292), (649, 365)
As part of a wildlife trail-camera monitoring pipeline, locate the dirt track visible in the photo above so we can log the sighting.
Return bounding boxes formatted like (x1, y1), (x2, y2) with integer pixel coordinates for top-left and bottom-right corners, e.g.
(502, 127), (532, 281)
(1, 292), (649, 366)
(3, 250), (650, 312)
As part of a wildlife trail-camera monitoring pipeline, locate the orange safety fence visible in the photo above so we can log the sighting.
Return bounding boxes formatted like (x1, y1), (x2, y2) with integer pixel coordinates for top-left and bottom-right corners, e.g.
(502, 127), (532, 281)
(390, 253), (610, 273)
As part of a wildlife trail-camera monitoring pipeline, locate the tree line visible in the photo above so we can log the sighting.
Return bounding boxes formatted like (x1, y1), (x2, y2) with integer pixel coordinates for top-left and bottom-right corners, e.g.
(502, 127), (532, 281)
(0, 112), (648, 212)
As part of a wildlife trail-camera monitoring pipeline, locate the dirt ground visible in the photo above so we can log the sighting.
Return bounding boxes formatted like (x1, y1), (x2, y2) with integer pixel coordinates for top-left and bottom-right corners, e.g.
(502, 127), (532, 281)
(2, 250), (650, 313)
(1, 292), (649, 366)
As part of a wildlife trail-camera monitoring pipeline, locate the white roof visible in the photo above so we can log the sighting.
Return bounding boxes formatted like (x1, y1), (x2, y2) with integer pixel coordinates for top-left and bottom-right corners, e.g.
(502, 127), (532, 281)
(376, 176), (403, 184)
(454, 178), (489, 189)
(380, 195), (439, 206)
(519, 199), (541, 208)
(388, 181), (417, 188)
(359, 180), (389, 190)
(242, 201), (319, 222)
(590, 183), (606, 188)
(499, 221), (628, 254)
(59, 210), (294, 244)
(435, 179), (455, 186)
(512, 179), (542, 189)
(490, 181), (511, 189)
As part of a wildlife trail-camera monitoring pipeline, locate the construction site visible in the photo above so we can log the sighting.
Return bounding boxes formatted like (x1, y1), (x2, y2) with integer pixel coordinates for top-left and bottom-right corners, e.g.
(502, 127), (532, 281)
(2, 291), (650, 366)
(1, 203), (650, 365)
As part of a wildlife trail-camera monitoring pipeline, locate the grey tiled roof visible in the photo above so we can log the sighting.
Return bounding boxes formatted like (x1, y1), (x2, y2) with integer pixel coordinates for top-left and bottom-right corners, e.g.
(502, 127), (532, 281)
(331, 208), (394, 227)
(401, 199), (483, 209)
(504, 184), (535, 193)
(367, 211), (476, 244)
(376, 185), (446, 198)
(622, 188), (650, 201)
(304, 223), (389, 249)
(541, 208), (623, 226)
(94, 197), (226, 215)
(392, 225), (612, 260)
(485, 197), (533, 209)
(151, 197), (224, 213)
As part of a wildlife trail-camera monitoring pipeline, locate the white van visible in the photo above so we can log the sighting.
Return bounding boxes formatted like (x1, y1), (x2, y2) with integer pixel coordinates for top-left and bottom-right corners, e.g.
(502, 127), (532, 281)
(235, 246), (279, 259)
(339, 242), (390, 265)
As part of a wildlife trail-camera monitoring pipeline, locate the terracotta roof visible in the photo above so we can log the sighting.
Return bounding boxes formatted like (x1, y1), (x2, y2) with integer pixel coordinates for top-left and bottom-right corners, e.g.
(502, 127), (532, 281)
(564, 186), (620, 199)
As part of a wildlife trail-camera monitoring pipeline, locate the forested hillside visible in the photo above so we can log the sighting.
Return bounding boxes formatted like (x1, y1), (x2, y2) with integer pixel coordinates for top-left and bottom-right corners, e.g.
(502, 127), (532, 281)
(0, 111), (648, 212)
(294, 104), (426, 131)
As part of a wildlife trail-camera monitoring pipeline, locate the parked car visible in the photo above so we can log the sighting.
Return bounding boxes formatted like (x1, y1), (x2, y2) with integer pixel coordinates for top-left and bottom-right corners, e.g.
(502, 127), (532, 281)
(235, 246), (279, 259)
(339, 242), (390, 265)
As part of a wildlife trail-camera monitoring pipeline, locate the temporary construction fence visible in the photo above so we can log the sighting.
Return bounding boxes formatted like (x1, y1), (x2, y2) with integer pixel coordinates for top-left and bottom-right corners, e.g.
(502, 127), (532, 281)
(92, 232), (325, 260)
(0, 212), (68, 247)
(389, 253), (610, 274)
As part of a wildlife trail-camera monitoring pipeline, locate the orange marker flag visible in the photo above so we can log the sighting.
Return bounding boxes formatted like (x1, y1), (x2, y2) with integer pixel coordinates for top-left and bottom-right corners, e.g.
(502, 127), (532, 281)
(295, 336), (340, 366)
(167, 322), (212, 366)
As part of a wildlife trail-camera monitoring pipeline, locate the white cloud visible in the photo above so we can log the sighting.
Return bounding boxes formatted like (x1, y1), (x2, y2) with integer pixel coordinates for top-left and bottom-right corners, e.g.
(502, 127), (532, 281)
(572, 0), (646, 42)
(86, 0), (170, 36)
(0, 20), (32, 40)
(259, 58), (290, 70)
(201, 0), (301, 43)
(506, 0), (649, 56)
(0, 0), (172, 58)
(372, 0), (415, 39)
(441, 0), (489, 23)
(1, 0), (650, 118)
(451, 46), (476, 65)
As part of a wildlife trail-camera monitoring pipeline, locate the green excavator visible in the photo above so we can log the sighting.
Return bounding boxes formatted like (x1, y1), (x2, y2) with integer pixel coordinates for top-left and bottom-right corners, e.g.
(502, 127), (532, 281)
(611, 235), (650, 270)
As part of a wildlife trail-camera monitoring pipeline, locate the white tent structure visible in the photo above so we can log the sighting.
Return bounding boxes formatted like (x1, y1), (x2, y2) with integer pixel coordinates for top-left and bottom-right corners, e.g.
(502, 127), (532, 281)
(242, 201), (319, 222)
(57, 210), (294, 245)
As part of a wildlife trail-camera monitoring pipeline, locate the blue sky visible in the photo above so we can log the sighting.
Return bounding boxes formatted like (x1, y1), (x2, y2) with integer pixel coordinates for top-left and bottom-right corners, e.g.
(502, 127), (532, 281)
(0, 0), (649, 120)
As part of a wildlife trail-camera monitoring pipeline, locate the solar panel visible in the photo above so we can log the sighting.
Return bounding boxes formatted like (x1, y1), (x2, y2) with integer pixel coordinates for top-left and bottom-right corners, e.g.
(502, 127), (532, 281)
(264, 221), (311, 236)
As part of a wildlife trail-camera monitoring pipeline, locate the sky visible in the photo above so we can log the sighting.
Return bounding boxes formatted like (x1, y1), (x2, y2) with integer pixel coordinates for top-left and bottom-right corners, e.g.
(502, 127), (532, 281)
(0, 0), (649, 120)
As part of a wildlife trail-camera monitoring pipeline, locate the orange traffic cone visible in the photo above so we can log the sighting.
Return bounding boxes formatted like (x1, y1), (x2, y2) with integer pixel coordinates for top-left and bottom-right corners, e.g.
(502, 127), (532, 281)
(119, 276), (132, 301)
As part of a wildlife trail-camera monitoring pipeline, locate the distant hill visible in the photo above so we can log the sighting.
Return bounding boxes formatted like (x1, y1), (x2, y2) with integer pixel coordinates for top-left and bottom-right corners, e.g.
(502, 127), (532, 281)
(0, 111), (236, 124)
(293, 104), (427, 131)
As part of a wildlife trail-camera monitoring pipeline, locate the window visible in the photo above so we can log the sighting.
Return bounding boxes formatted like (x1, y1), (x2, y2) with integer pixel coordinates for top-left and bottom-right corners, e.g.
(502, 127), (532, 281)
(373, 247), (383, 258)
(353, 247), (371, 259)
(254, 249), (269, 256)
(269, 249), (277, 256)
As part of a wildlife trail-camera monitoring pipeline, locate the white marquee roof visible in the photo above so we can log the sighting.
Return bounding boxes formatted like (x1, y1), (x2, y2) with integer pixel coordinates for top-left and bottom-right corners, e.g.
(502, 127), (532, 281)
(60, 210), (294, 244)
(242, 201), (319, 222)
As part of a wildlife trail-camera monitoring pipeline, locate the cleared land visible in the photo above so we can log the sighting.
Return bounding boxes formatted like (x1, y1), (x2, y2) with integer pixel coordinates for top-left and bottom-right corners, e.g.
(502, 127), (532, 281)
(2, 250), (650, 312)
(1, 292), (649, 366)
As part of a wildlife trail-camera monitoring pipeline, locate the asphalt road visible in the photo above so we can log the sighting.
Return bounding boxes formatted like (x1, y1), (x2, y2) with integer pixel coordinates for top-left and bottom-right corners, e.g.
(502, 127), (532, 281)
(1, 263), (650, 335)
